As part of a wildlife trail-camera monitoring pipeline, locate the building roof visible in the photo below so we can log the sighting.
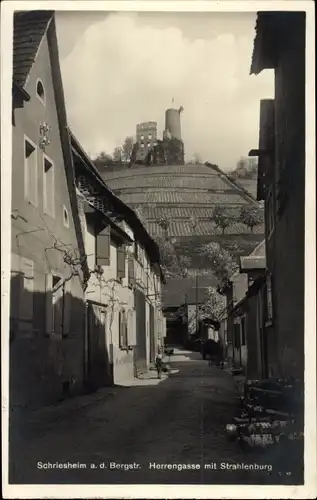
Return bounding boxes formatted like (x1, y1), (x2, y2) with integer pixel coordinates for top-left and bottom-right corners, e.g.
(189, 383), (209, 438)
(70, 130), (164, 275)
(13, 10), (54, 86)
(12, 80), (30, 101)
(240, 239), (266, 271)
(250, 11), (305, 75)
(240, 255), (266, 271)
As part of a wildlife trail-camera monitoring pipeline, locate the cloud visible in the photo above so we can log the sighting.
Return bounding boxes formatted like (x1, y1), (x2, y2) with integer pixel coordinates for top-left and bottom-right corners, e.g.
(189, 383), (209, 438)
(60, 12), (274, 169)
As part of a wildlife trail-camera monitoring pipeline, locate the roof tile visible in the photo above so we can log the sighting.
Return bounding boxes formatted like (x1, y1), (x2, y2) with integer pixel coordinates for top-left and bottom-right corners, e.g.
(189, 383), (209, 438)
(13, 10), (54, 86)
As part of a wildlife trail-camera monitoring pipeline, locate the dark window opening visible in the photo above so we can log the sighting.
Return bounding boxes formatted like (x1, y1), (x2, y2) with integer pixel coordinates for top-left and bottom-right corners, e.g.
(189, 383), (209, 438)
(241, 317), (246, 346)
(63, 206), (69, 227)
(53, 275), (62, 289)
(234, 323), (241, 348)
(36, 80), (45, 101)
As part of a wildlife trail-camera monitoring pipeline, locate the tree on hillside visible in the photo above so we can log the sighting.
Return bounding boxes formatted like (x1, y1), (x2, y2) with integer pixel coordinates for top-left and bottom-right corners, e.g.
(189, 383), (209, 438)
(157, 214), (170, 238)
(229, 157), (258, 180)
(178, 255), (191, 276)
(93, 151), (113, 170)
(210, 205), (233, 235)
(192, 153), (202, 164)
(199, 241), (238, 282)
(129, 142), (139, 166)
(113, 146), (123, 162)
(163, 137), (184, 165)
(154, 235), (183, 279)
(122, 136), (134, 162)
(198, 286), (226, 323)
(239, 206), (263, 233)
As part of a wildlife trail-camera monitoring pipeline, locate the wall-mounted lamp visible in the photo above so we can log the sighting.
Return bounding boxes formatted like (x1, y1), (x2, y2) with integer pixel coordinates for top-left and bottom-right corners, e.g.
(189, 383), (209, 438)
(39, 122), (52, 151)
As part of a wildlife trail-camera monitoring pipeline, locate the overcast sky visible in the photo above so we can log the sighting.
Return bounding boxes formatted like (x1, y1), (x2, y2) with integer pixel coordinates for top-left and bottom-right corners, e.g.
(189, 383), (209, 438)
(56, 11), (274, 170)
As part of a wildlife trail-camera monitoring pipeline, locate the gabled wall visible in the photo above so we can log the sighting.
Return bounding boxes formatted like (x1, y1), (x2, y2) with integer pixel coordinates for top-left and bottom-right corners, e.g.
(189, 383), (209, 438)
(81, 208), (164, 383)
(83, 215), (136, 384)
(10, 27), (85, 408)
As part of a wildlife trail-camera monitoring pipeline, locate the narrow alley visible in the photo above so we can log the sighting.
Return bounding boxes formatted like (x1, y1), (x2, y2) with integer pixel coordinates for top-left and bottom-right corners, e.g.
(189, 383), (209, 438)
(10, 349), (294, 485)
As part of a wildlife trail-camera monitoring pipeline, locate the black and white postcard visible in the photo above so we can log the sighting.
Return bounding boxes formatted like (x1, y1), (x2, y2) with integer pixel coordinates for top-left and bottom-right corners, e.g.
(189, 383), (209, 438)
(1, 1), (316, 498)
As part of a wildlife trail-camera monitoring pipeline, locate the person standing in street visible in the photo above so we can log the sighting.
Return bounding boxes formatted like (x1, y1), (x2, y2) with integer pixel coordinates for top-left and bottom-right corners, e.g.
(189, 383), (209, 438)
(155, 347), (163, 379)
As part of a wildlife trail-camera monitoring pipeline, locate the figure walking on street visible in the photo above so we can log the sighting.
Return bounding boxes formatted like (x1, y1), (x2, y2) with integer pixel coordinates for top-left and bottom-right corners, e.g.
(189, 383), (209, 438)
(155, 347), (163, 379)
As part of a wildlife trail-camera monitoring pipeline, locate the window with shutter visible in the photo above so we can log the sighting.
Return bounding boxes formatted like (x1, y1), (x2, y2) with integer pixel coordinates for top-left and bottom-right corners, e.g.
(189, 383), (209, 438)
(119, 311), (122, 347)
(119, 310), (128, 348)
(128, 254), (135, 287)
(62, 278), (72, 337)
(52, 275), (64, 336)
(134, 241), (138, 259)
(128, 309), (136, 346)
(124, 314), (128, 347)
(117, 245), (126, 280)
(43, 155), (55, 218)
(96, 226), (110, 266)
(24, 137), (38, 206)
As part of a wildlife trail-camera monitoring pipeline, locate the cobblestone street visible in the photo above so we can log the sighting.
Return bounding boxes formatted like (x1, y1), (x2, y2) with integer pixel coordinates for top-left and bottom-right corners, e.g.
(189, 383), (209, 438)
(10, 350), (300, 485)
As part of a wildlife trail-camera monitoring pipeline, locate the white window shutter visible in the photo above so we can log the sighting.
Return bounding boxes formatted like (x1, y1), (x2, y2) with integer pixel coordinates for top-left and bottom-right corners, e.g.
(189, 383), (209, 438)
(129, 309), (136, 346)
(63, 278), (72, 336)
(96, 226), (110, 266)
(45, 273), (53, 335)
(118, 311), (123, 347)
